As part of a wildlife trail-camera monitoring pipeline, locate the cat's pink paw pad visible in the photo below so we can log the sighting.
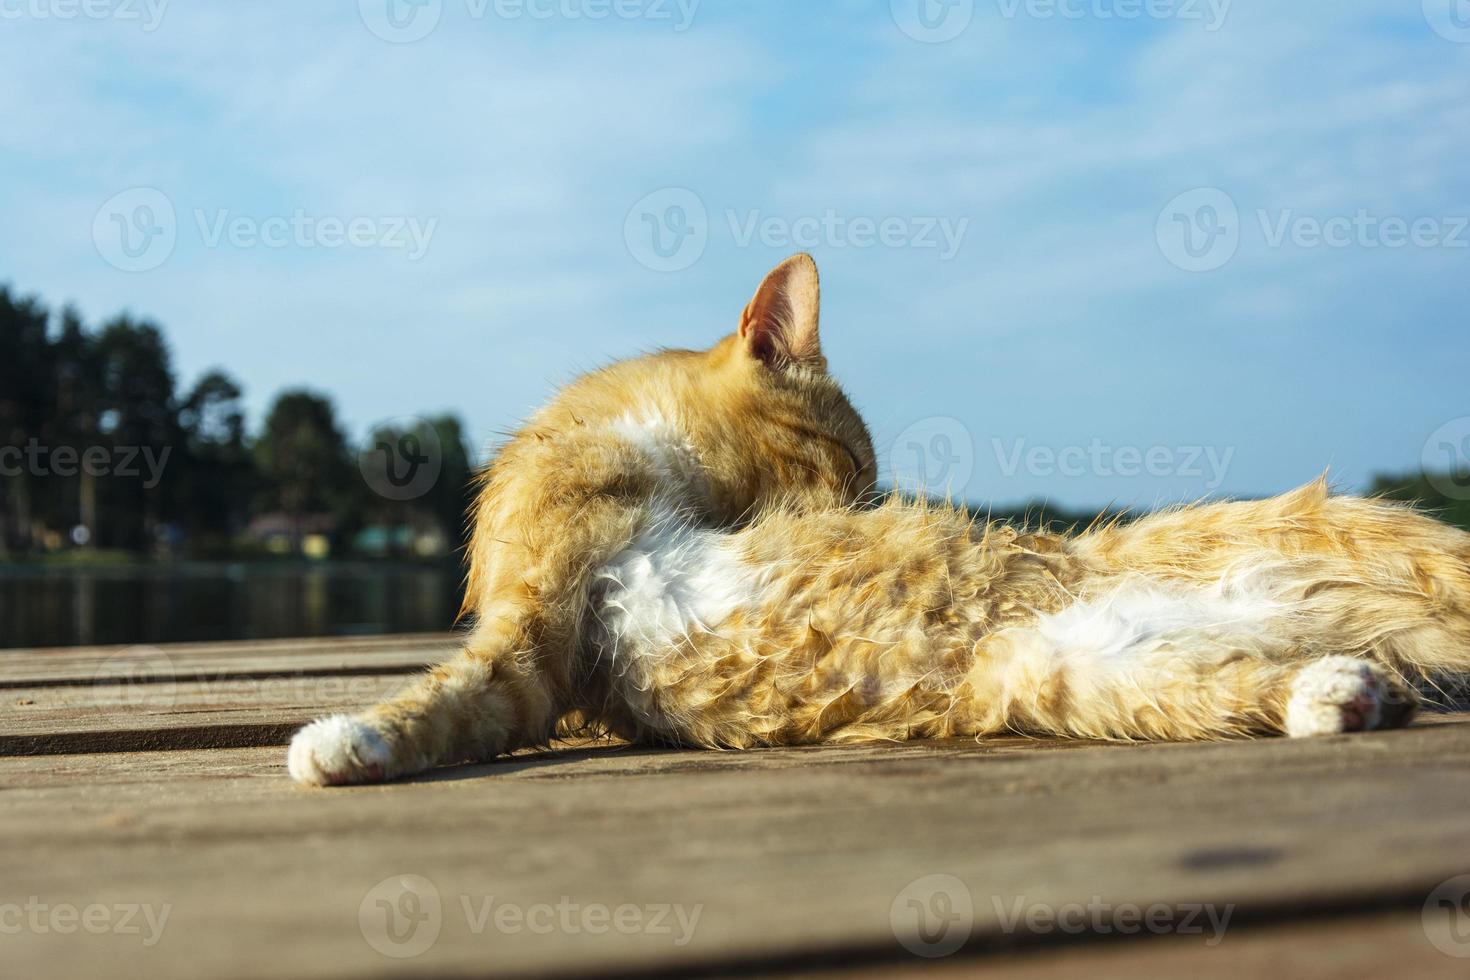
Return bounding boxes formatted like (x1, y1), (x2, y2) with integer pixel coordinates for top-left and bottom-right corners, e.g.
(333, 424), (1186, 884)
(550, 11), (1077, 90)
(1285, 658), (1384, 737)
(287, 715), (392, 786)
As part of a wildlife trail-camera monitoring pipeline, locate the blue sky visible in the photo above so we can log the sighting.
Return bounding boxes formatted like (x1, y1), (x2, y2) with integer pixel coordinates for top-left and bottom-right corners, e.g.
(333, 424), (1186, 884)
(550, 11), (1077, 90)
(1, 0), (1467, 510)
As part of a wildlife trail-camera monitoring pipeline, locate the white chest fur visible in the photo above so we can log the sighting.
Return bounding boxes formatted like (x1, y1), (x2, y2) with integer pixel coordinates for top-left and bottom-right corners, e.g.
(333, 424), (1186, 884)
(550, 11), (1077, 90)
(590, 506), (756, 686)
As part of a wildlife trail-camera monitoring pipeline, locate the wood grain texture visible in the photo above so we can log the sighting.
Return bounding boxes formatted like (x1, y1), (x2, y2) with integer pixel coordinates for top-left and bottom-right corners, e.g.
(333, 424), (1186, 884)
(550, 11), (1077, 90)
(0, 674), (414, 755)
(3, 635), (1468, 979)
(0, 636), (452, 755)
(0, 632), (457, 686)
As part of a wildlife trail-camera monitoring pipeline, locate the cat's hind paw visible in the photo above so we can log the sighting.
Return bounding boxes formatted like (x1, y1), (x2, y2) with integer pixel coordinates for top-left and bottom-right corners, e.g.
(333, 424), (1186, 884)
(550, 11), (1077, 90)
(287, 715), (393, 786)
(1285, 657), (1415, 737)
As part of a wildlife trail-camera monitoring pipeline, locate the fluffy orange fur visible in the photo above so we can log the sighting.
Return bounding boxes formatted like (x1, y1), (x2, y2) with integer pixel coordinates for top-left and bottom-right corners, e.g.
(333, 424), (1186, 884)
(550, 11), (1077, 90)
(287, 255), (1470, 786)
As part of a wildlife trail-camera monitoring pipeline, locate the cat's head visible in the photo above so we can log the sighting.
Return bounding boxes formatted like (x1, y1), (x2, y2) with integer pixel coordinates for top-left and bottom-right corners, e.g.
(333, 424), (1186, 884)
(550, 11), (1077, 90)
(690, 252), (878, 519)
(531, 254), (877, 523)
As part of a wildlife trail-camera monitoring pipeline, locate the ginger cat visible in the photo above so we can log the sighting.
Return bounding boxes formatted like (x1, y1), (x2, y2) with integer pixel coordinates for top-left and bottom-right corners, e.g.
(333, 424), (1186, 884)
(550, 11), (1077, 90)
(289, 255), (1470, 785)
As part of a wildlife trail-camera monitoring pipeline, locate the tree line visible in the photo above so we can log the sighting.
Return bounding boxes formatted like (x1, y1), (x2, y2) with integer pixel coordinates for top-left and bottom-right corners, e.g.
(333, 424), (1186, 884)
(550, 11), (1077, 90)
(0, 285), (474, 559)
(3, 282), (1466, 560)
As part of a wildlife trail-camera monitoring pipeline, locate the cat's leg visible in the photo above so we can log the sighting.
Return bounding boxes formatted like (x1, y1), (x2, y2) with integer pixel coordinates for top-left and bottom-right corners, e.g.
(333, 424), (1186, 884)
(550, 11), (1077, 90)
(288, 627), (557, 786)
(288, 439), (666, 785)
(967, 585), (1419, 741)
(286, 642), (555, 787)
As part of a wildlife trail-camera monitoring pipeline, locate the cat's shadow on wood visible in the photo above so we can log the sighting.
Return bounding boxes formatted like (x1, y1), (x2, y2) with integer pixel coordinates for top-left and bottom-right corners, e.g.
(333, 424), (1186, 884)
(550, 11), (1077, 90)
(394, 703), (1470, 786)
(398, 740), (693, 784)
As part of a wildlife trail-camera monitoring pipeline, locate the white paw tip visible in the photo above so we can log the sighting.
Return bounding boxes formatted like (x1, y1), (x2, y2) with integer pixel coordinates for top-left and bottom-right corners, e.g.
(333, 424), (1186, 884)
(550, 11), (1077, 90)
(287, 715), (392, 786)
(1286, 657), (1383, 738)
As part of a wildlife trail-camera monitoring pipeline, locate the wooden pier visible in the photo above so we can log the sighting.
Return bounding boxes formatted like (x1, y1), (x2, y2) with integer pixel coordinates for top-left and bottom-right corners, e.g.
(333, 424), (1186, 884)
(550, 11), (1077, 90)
(3, 634), (1468, 978)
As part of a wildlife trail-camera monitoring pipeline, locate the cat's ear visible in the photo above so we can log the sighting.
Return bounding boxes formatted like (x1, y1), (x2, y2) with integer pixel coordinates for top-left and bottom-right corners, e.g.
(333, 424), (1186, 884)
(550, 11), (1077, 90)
(739, 253), (825, 372)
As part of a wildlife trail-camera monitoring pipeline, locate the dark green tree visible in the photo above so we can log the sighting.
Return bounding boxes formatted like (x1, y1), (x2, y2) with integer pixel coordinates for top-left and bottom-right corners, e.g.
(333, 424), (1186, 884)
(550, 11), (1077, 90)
(1370, 473), (1470, 533)
(254, 390), (353, 554)
(176, 370), (254, 553)
(426, 414), (475, 550)
(49, 307), (104, 547)
(0, 287), (55, 552)
(92, 315), (180, 551)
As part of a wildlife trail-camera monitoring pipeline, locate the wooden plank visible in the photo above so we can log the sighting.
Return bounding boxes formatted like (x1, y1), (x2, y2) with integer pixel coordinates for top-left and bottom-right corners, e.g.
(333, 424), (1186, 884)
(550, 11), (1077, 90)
(0, 632), (458, 687)
(3, 716), (1468, 979)
(0, 673), (414, 756)
(0, 634), (455, 755)
(814, 912), (1464, 979)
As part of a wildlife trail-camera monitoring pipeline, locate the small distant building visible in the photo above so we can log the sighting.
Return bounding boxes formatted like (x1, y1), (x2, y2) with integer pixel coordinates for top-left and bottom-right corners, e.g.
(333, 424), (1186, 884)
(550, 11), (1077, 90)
(244, 512), (337, 559)
(352, 523), (451, 558)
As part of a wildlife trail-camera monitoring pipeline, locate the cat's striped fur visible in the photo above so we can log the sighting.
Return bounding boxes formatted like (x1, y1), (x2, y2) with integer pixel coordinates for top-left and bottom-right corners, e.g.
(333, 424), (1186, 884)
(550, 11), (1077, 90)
(289, 255), (1470, 785)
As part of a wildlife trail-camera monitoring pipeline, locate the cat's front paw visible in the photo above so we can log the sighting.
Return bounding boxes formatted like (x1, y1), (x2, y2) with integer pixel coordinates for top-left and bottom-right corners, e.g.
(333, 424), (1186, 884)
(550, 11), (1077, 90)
(287, 715), (393, 786)
(1285, 657), (1415, 737)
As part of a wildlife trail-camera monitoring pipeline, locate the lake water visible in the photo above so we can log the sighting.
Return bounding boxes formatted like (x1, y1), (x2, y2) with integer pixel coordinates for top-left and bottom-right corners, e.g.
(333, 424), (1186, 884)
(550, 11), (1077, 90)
(0, 561), (464, 649)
